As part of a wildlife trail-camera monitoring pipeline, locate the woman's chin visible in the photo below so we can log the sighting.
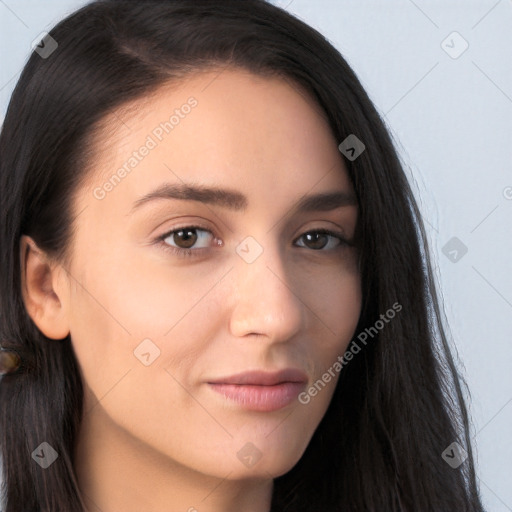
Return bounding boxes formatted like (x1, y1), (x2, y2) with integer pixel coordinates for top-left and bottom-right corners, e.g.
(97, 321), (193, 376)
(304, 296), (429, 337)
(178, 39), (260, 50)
(191, 442), (307, 481)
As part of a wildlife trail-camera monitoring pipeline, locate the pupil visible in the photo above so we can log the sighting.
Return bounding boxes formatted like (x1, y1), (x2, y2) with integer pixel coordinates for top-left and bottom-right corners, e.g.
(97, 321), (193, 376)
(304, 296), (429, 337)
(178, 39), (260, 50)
(177, 229), (197, 249)
(306, 232), (327, 249)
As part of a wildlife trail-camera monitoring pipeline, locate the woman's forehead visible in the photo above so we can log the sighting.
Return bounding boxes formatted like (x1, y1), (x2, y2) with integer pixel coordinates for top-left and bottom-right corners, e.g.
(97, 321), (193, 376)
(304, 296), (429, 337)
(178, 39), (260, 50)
(78, 68), (353, 218)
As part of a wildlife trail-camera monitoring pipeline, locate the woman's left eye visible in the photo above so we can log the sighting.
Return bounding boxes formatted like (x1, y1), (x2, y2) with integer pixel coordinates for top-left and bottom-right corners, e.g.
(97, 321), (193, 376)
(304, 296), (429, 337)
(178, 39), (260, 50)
(295, 229), (348, 251)
(156, 225), (350, 259)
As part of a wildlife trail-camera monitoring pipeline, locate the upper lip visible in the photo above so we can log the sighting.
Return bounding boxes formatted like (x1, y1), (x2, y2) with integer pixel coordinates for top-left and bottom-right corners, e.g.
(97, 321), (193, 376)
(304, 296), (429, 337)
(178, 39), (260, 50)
(207, 368), (308, 386)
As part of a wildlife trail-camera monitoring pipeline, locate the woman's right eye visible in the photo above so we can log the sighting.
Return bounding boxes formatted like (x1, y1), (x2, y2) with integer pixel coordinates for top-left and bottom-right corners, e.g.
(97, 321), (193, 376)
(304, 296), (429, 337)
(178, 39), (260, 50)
(157, 225), (216, 259)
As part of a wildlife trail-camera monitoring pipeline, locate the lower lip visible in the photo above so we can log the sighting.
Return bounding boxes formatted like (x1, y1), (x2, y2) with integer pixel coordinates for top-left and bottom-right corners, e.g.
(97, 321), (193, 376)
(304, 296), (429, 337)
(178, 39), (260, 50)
(207, 382), (306, 412)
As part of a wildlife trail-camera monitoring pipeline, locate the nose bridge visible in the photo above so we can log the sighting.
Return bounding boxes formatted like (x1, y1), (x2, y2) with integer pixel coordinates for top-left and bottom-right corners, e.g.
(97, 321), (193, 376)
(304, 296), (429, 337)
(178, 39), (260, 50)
(228, 233), (304, 340)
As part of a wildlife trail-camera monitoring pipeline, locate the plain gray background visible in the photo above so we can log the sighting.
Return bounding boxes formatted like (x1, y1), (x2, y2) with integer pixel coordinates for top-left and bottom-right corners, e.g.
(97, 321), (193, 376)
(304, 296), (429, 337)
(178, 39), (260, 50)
(1, 1), (511, 510)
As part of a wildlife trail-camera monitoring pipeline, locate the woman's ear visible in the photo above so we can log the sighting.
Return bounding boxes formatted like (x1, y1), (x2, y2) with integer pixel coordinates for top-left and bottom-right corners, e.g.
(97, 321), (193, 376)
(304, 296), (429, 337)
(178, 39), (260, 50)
(19, 235), (71, 340)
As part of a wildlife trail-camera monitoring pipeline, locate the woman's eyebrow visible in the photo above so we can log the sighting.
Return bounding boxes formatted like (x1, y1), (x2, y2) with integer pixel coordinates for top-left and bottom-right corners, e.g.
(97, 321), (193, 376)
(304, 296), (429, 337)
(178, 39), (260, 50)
(128, 182), (357, 215)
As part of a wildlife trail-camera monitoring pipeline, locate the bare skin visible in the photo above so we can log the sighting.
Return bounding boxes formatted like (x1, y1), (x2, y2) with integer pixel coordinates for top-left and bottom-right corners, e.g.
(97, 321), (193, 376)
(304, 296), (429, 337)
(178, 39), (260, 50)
(20, 67), (361, 512)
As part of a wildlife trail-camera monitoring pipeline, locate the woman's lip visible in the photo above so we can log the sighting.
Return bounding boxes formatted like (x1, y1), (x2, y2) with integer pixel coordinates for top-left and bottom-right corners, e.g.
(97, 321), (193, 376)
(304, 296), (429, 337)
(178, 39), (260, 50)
(207, 382), (306, 412)
(207, 368), (308, 386)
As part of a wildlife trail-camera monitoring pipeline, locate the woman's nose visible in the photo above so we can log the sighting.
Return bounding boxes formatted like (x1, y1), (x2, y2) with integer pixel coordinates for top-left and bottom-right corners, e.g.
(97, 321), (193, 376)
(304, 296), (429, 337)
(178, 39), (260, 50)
(228, 236), (305, 343)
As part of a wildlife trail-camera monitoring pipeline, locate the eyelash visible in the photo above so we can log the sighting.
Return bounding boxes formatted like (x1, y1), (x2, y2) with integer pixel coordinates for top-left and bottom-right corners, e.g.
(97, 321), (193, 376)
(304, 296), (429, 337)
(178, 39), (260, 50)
(155, 224), (352, 259)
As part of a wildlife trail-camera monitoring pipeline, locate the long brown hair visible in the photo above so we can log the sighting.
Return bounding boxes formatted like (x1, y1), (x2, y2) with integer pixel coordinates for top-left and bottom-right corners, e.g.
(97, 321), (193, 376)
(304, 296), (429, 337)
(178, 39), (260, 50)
(0, 1), (485, 510)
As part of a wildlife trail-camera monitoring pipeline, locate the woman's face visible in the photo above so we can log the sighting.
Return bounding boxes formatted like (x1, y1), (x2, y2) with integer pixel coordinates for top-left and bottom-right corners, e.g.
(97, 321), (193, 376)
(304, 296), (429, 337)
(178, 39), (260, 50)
(56, 68), (362, 479)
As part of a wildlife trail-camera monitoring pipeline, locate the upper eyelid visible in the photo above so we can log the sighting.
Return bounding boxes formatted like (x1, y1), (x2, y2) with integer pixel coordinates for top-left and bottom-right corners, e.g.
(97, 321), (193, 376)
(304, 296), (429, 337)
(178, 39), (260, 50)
(157, 223), (214, 240)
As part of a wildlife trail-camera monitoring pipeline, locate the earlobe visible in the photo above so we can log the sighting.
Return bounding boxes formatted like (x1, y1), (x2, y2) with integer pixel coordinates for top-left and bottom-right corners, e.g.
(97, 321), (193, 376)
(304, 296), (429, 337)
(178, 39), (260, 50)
(19, 235), (70, 340)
